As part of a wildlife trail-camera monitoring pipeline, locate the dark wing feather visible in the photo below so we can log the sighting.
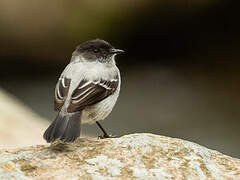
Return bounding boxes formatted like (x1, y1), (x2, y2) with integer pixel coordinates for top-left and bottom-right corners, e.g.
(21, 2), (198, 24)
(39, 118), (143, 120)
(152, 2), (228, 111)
(54, 77), (71, 111)
(67, 76), (119, 112)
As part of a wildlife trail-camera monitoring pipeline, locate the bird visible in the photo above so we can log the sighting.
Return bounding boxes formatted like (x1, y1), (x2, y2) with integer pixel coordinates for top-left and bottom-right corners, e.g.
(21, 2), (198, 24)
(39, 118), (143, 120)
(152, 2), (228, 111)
(43, 39), (124, 143)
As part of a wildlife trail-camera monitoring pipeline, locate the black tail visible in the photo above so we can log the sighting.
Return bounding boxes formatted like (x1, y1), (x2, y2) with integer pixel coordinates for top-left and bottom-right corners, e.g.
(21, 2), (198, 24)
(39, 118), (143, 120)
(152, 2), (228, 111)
(43, 111), (82, 143)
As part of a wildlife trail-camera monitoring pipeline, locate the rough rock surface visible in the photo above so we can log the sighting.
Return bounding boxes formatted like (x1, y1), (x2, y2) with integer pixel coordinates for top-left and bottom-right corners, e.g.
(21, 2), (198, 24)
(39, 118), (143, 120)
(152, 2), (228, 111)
(0, 88), (48, 148)
(0, 133), (239, 179)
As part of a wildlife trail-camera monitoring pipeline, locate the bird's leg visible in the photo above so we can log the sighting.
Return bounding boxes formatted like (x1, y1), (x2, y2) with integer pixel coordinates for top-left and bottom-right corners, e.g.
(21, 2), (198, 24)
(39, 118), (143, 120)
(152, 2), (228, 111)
(96, 121), (117, 139)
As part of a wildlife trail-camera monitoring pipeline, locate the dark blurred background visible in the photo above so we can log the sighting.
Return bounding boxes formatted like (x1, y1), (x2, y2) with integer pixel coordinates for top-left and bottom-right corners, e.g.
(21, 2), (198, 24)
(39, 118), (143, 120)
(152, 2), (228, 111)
(0, 0), (240, 157)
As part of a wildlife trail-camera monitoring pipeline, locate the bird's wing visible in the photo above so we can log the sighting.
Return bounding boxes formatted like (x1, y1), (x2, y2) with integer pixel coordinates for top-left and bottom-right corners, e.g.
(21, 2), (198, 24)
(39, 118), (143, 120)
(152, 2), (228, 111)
(54, 76), (71, 111)
(67, 75), (119, 112)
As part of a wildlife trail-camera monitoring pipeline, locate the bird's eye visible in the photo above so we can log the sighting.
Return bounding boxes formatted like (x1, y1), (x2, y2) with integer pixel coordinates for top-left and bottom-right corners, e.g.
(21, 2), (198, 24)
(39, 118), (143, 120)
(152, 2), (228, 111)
(93, 48), (99, 53)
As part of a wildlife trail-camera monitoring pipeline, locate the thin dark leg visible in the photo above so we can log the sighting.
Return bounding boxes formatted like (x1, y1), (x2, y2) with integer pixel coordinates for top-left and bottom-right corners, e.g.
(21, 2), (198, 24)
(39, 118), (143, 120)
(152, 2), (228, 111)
(96, 121), (110, 138)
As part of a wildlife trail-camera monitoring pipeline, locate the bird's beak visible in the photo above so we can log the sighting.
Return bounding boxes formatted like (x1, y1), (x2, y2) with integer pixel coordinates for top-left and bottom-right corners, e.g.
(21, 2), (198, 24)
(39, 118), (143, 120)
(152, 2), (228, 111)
(110, 48), (124, 55)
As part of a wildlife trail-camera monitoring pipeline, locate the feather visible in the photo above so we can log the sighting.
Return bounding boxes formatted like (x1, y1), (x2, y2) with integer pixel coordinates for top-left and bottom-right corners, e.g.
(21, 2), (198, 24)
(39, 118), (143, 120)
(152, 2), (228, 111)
(68, 75), (119, 112)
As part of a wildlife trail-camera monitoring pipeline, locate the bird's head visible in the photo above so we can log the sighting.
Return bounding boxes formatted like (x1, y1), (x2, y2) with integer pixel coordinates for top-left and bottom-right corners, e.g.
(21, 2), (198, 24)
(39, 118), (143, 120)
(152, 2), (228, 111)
(72, 39), (124, 63)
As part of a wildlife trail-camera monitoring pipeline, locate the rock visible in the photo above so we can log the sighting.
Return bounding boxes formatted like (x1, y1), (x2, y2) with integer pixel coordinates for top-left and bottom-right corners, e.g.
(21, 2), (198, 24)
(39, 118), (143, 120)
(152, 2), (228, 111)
(0, 133), (239, 179)
(0, 88), (48, 148)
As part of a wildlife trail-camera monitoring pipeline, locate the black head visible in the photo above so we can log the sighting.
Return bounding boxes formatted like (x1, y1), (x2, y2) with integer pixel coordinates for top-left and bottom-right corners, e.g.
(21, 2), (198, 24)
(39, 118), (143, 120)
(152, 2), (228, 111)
(73, 39), (124, 62)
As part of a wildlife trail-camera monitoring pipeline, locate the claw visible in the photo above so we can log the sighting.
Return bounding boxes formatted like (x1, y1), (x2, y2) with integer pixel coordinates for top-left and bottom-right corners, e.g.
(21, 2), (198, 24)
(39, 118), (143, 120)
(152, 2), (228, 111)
(98, 134), (119, 139)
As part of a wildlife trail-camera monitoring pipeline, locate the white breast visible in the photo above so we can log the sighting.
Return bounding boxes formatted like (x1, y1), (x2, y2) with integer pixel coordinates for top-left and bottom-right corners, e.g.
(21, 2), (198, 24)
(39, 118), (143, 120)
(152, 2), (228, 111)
(81, 71), (121, 124)
(61, 60), (121, 123)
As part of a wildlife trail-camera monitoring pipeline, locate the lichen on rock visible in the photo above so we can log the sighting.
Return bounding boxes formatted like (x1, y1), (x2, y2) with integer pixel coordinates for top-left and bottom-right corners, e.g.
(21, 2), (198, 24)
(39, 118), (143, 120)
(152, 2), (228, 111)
(0, 133), (239, 179)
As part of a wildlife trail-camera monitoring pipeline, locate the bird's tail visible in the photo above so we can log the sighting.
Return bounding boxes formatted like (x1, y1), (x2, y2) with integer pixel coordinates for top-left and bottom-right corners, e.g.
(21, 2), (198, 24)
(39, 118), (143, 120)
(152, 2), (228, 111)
(43, 111), (82, 143)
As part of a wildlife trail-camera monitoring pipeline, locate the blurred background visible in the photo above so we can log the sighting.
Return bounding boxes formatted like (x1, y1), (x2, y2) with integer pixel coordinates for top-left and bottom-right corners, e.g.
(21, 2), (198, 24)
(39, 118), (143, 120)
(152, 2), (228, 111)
(0, 0), (239, 157)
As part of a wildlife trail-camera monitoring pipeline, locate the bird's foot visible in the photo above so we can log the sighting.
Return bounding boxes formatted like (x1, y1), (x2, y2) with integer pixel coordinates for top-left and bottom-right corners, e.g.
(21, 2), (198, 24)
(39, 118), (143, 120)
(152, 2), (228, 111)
(98, 134), (119, 139)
